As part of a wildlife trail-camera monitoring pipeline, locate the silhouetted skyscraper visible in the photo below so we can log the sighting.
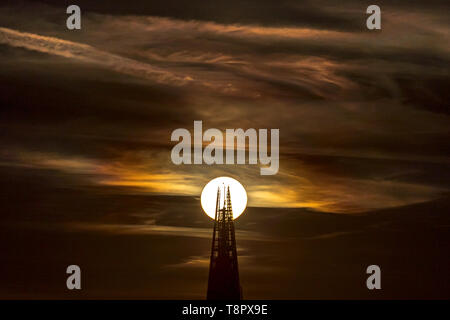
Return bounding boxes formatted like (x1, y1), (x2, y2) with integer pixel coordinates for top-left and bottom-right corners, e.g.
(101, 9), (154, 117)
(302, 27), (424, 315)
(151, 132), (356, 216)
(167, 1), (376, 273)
(207, 186), (242, 300)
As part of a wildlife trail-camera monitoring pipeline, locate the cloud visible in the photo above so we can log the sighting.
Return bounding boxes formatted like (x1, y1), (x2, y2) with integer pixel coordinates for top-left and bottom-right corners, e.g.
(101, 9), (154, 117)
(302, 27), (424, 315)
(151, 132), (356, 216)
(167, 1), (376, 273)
(0, 2), (448, 215)
(65, 222), (272, 242)
(165, 255), (210, 269)
(0, 0), (449, 300)
(305, 230), (362, 240)
(0, 26), (193, 86)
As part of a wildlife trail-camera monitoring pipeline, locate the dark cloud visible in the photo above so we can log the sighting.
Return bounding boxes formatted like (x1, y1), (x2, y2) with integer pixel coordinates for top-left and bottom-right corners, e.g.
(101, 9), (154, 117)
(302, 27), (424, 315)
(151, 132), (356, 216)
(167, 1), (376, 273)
(0, 0), (449, 298)
(10, 0), (448, 32)
(1, 167), (449, 298)
(0, 1), (448, 210)
(2, 0), (364, 31)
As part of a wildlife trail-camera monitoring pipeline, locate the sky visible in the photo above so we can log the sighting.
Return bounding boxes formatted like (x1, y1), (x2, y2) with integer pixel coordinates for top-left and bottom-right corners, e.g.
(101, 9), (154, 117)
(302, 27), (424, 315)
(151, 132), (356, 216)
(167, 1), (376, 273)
(0, 0), (449, 299)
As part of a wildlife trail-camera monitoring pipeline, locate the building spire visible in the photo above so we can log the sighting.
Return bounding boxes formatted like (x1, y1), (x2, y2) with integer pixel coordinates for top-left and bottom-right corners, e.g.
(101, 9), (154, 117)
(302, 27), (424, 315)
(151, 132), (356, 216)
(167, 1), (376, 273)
(207, 185), (242, 300)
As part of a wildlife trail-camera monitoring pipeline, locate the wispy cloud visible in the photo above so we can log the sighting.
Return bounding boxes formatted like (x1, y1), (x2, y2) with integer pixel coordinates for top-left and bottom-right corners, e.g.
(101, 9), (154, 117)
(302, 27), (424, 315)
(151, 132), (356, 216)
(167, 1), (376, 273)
(0, 2), (448, 214)
(67, 222), (272, 242)
(0, 26), (194, 86)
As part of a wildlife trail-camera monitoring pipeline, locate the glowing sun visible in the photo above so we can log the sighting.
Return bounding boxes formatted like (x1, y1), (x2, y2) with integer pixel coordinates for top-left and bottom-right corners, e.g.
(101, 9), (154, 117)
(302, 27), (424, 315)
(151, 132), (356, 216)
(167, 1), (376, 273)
(201, 177), (248, 220)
